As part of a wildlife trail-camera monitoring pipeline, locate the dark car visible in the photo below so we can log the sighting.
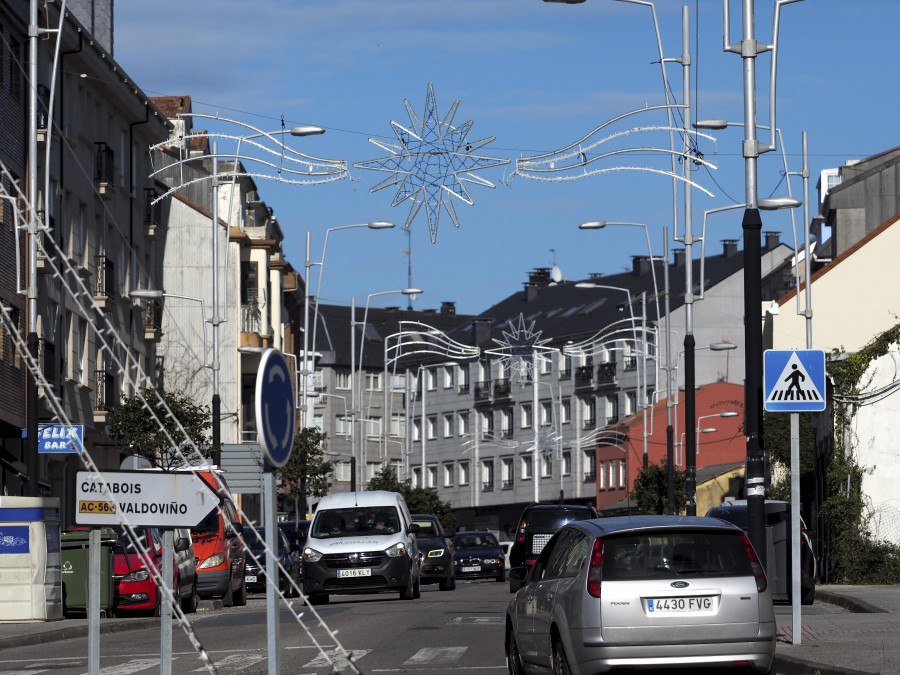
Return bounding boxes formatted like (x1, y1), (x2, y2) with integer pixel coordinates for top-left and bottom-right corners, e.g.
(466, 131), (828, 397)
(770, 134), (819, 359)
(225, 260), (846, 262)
(412, 514), (456, 591)
(452, 531), (505, 582)
(706, 499), (817, 605)
(279, 519), (310, 578)
(243, 526), (299, 596)
(508, 503), (599, 592)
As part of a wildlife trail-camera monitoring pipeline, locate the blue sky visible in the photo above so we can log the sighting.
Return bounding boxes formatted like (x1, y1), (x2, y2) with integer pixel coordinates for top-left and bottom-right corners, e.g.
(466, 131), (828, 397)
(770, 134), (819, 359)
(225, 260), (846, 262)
(114, 1), (896, 316)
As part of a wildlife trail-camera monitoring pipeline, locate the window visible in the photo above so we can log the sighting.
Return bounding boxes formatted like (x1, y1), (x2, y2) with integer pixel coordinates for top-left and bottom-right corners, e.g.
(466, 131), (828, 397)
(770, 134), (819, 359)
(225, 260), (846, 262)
(625, 390), (637, 416)
(335, 414), (352, 437)
(443, 413), (454, 438)
(365, 371), (382, 391)
(442, 365), (454, 389)
(412, 418), (421, 442)
(426, 415), (437, 440)
(459, 365), (470, 389)
(427, 466), (437, 489)
(608, 460), (617, 488)
(582, 397), (596, 428)
(312, 414), (324, 432)
(521, 403), (533, 429)
(335, 461), (353, 483)
(481, 459), (494, 491)
(335, 371), (352, 390)
(599, 460), (607, 489)
(521, 455), (533, 480)
(482, 410), (494, 437)
(502, 409), (514, 437)
(413, 467), (423, 489)
(604, 395), (618, 424)
(558, 353), (572, 378)
(540, 401), (553, 427)
(619, 460), (626, 487)
(390, 414), (405, 437)
(459, 461), (470, 486)
(501, 457), (514, 489)
(426, 369), (437, 391)
(561, 398), (571, 424)
(583, 449), (596, 480)
(458, 411), (470, 436)
(541, 454), (552, 478)
(540, 355), (552, 375)
(363, 416), (381, 438)
(443, 463), (454, 487)
(562, 451), (572, 476)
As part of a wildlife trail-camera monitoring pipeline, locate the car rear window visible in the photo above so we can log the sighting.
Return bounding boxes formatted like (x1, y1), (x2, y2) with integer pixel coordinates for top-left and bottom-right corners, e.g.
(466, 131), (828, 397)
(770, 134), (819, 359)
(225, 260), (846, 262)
(601, 530), (753, 581)
(413, 519), (440, 537)
(526, 509), (594, 532)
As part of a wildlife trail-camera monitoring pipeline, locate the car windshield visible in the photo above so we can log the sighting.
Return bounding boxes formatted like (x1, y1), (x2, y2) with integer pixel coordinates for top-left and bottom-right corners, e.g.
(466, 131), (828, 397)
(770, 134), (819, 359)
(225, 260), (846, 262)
(454, 533), (499, 549)
(601, 530), (752, 580)
(312, 507), (400, 538)
(413, 519), (440, 537)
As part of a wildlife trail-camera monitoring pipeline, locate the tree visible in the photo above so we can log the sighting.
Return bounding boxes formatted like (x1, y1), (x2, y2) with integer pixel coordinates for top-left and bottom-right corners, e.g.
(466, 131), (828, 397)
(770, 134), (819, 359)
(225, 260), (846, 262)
(632, 462), (686, 515)
(106, 387), (211, 470)
(367, 465), (458, 532)
(278, 427), (336, 522)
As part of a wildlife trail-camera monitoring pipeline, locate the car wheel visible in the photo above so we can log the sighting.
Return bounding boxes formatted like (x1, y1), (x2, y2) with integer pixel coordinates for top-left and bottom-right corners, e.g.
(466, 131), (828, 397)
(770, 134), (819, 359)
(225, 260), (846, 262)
(400, 572), (415, 600)
(151, 592), (162, 618)
(222, 577), (234, 607)
(506, 624), (525, 675)
(552, 638), (571, 675)
(801, 581), (816, 605)
(233, 576), (247, 606)
(182, 579), (199, 614)
(412, 577), (421, 599)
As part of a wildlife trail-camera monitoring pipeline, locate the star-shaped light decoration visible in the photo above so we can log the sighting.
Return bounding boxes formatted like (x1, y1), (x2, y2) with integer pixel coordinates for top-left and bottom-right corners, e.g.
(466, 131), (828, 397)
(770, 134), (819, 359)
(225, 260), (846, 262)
(484, 314), (557, 386)
(353, 83), (509, 243)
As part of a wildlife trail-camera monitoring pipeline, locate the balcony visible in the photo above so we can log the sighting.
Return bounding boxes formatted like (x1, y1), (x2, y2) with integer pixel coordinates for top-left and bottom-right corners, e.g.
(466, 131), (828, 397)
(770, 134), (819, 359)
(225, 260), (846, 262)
(501, 479), (514, 490)
(481, 481), (494, 492)
(93, 255), (115, 312)
(241, 301), (264, 347)
(493, 378), (511, 398)
(583, 472), (597, 483)
(583, 418), (596, 430)
(94, 143), (115, 197)
(596, 362), (617, 385)
(623, 356), (637, 372)
(558, 367), (571, 380)
(574, 365), (594, 390)
(142, 300), (162, 342)
(144, 190), (162, 239)
(93, 369), (116, 423)
(457, 382), (470, 395)
(501, 428), (514, 440)
(474, 380), (492, 403)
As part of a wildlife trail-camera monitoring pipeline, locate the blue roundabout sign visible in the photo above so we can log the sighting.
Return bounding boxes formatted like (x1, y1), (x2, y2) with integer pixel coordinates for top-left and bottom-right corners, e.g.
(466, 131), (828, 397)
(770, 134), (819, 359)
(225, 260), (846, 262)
(254, 348), (296, 469)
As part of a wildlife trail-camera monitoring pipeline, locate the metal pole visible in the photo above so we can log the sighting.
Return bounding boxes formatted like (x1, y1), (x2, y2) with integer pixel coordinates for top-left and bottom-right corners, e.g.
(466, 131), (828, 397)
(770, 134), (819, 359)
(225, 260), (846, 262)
(533, 351), (540, 504)
(350, 297), (357, 492)
(738, 0), (768, 569)
(264, 471), (281, 674)
(680, 6), (698, 516)
(664, 227), (675, 514)
(211, 143), (221, 466)
(25, 0), (39, 497)
(302, 232), (311, 430)
(421, 367), (427, 489)
(161, 529), (174, 675)
(88, 529), (100, 675)
(641, 291), (649, 470)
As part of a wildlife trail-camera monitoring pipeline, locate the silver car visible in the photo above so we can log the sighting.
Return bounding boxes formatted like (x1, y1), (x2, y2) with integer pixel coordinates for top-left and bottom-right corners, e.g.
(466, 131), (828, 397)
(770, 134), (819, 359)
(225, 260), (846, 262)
(505, 515), (775, 674)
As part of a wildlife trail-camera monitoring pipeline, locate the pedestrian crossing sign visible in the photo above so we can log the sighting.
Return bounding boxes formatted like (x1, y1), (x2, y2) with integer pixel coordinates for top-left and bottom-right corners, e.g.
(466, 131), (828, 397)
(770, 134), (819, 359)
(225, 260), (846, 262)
(764, 349), (826, 412)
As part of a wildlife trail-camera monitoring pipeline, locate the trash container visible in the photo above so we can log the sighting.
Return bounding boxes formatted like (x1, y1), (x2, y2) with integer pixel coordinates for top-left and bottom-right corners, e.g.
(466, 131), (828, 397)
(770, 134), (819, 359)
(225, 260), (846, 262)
(764, 502), (790, 597)
(60, 528), (117, 617)
(0, 496), (62, 621)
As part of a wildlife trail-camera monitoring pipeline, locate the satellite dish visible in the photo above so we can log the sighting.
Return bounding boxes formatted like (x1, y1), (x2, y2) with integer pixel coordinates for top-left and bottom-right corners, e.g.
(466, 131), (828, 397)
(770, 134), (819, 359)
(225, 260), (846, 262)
(550, 266), (562, 283)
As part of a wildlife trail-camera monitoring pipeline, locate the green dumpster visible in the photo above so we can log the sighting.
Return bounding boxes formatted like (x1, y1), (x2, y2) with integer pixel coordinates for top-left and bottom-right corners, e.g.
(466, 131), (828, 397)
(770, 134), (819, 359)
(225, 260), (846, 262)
(60, 528), (117, 617)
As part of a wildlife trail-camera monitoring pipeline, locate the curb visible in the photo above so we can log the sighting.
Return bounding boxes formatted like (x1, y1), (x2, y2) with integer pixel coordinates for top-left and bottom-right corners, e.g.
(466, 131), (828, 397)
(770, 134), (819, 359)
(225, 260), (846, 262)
(0, 617), (159, 652)
(774, 653), (879, 675)
(816, 590), (888, 614)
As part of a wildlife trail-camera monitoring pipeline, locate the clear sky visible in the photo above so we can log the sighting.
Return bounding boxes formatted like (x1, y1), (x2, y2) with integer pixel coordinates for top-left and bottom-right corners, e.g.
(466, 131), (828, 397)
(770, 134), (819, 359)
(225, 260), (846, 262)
(113, 0), (895, 316)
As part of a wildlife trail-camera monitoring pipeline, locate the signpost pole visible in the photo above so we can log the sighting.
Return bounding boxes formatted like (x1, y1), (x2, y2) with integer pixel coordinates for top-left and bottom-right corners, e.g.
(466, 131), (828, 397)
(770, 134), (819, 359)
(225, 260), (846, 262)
(88, 528), (100, 675)
(161, 529), (174, 675)
(264, 470), (280, 675)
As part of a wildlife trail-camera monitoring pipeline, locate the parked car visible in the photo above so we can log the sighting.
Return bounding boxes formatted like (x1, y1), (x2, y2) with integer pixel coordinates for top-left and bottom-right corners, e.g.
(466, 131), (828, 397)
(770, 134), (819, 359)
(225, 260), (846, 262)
(192, 470), (246, 607)
(452, 531), (506, 582)
(243, 526), (300, 596)
(111, 526), (198, 616)
(505, 515), (776, 674)
(302, 491), (421, 604)
(508, 503), (599, 592)
(706, 498), (817, 605)
(412, 514), (455, 591)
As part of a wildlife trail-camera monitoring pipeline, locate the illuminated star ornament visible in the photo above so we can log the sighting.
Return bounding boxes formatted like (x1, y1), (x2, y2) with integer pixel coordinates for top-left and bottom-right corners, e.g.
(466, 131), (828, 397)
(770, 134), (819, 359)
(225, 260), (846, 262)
(354, 83), (509, 243)
(485, 314), (556, 385)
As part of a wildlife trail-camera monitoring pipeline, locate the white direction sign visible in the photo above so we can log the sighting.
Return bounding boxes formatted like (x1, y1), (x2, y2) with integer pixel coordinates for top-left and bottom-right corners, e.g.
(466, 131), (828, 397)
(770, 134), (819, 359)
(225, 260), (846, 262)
(764, 349), (826, 412)
(75, 470), (221, 528)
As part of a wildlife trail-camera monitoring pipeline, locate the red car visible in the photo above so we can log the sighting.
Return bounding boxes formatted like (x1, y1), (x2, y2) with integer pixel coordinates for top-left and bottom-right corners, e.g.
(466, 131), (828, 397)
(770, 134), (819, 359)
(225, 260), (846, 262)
(112, 526), (199, 616)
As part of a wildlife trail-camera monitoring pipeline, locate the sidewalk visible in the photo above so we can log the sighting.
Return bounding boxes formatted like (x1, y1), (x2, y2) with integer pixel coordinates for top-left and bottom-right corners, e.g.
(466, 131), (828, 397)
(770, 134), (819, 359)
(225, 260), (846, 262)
(774, 585), (900, 675)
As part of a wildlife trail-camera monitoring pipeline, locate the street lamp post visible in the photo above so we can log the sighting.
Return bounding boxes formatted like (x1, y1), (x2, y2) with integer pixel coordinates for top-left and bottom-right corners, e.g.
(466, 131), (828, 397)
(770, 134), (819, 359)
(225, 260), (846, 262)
(695, 411), (739, 458)
(301, 222), (395, 432)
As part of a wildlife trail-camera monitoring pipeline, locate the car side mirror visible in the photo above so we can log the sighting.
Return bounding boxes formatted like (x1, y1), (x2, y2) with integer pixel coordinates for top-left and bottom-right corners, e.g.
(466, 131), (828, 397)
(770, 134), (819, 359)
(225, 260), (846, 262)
(174, 537), (191, 553)
(408, 523), (420, 534)
(508, 566), (529, 587)
(225, 522), (243, 538)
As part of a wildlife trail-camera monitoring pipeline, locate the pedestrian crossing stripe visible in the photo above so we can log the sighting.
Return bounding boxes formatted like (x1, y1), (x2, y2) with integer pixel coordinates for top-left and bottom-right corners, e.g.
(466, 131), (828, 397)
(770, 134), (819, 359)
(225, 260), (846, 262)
(764, 349), (826, 412)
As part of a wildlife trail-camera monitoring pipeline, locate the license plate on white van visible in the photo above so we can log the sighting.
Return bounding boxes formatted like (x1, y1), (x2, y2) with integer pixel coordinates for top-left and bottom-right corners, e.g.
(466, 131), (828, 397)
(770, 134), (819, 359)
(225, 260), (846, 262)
(338, 568), (371, 578)
(648, 596), (715, 613)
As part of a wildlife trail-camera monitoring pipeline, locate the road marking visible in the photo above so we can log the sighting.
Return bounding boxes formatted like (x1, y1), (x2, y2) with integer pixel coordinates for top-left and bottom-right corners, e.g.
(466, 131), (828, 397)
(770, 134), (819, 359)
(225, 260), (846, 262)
(0, 669), (53, 675)
(192, 654), (267, 671)
(404, 647), (467, 664)
(449, 616), (504, 624)
(302, 649), (370, 669)
(80, 659), (160, 675)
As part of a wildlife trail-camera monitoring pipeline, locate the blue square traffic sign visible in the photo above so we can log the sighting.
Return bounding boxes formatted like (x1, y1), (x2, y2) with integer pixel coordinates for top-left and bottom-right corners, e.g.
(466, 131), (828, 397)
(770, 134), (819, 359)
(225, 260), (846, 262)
(764, 349), (826, 412)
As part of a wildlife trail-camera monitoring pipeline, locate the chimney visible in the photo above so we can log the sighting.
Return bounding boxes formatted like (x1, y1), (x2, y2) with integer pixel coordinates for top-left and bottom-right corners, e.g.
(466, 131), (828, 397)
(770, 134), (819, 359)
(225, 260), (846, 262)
(764, 231), (780, 250)
(524, 283), (539, 302)
(722, 239), (739, 258)
(440, 301), (456, 316)
(673, 249), (686, 269)
(529, 268), (553, 286)
(473, 318), (493, 347)
(632, 256), (652, 276)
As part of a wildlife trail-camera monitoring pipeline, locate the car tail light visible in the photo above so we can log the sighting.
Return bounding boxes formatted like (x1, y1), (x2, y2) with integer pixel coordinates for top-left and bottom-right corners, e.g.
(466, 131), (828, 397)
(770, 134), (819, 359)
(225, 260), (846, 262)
(586, 537), (604, 598)
(741, 534), (768, 593)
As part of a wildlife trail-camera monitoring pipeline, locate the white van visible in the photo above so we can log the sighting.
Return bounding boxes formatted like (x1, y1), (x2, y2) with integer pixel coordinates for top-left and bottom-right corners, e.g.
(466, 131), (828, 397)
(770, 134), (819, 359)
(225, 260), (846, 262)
(301, 491), (421, 604)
